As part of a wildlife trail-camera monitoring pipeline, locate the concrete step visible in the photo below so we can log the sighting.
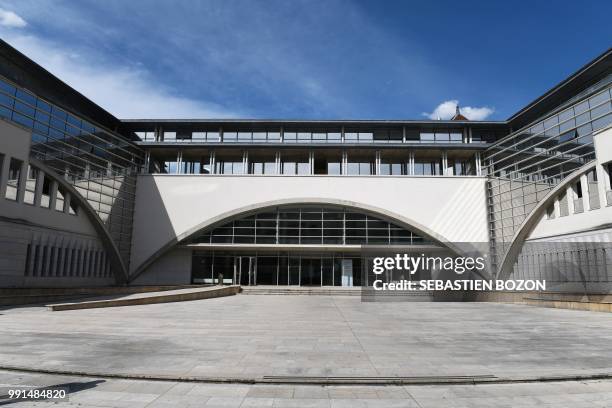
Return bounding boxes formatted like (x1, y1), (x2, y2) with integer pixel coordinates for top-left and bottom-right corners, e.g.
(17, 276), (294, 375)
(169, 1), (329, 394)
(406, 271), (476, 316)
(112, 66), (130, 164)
(240, 286), (362, 296)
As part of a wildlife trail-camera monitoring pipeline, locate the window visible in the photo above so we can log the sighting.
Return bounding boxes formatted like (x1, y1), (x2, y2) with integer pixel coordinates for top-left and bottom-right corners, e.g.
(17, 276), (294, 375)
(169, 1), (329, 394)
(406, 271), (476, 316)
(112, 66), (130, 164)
(249, 156), (276, 174)
(451, 159), (476, 176)
(327, 161), (342, 175)
(41, 174), (52, 208)
(188, 206), (428, 246)
(347, 161), (374, 175)
(55, 186), (66, 212)
(164, 161), (178, 174)
(419, 133), (434, 143)
(163, 132), (176, 142)
(222, 132), (238, 142)
(281, 153), (310, 175)
(215, 155), (244, 174)
(380, 161), (405, 175)
(135, 131), (155, 141)
(414, 160), (441, 175)
(546, 205), (555, 220)
(5, 158), (22, 200)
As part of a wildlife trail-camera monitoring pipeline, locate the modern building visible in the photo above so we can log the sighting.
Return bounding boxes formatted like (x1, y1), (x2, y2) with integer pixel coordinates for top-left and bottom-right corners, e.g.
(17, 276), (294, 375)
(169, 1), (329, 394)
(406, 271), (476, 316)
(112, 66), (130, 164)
(0, 39), (610, 294)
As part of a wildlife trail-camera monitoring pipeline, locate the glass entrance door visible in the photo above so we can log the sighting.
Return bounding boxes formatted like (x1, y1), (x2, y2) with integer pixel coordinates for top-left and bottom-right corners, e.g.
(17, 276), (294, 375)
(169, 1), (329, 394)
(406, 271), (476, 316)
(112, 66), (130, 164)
(236, 256), (256, 286)
(300, 258), (322, 286)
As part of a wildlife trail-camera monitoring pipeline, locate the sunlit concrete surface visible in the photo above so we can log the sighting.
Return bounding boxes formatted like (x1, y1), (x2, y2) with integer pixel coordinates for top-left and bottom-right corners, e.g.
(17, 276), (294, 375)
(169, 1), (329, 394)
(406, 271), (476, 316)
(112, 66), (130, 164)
(2, 295), (612, 380)
(3, 370), (612, 407)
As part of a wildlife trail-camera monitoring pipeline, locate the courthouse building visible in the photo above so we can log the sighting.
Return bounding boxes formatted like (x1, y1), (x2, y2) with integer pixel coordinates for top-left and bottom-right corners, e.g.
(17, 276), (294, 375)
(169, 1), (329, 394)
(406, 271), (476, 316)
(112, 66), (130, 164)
(0, 40), (610, 293)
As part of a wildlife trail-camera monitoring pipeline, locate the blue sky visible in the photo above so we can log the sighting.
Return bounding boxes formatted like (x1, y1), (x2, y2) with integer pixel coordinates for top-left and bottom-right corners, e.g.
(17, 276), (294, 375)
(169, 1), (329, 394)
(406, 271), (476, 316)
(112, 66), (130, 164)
(0, 0), (610, 120)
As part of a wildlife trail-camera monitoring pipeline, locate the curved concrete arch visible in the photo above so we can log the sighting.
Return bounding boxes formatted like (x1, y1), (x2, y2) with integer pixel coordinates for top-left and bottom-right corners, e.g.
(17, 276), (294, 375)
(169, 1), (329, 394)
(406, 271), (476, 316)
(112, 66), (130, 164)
(128, 197), (467, 283)
(497, 161), (597, 280)
(30, 158), (129, 284)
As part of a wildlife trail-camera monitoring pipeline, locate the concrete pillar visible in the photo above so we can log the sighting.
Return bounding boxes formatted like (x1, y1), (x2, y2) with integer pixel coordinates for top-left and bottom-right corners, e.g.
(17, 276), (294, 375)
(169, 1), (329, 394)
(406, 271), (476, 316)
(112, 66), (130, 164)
(16, 160), (28, 203)
(375, 151), (381, 175)
(475, 152), (482, 176)
(0, 155), (9, 198)
(49, 180), (58, 211)
(580, 174), (590, 211)
(566, 186), (575, 215)
(409, 152), (415, 175)
(176, 150), (182, 174)
(402, 126), (406, 143)
(209, 151), (215, 174)
(595, 163), (609, 207)
(33, 169), (44, 207)
(242, 150), (248, 174)
(308, 151), (314, 175)
(553, 197), (561, 218)
(274, 151), (279, 174)
(63, 192), (71, 214)
(442, 152), (448, 176)
(143, 150), (151, 174)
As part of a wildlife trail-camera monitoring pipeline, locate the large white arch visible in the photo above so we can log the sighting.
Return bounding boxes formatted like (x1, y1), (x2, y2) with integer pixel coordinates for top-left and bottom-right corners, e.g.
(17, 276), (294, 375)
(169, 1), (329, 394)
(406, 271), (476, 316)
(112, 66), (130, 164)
(129, 197), (468, 283)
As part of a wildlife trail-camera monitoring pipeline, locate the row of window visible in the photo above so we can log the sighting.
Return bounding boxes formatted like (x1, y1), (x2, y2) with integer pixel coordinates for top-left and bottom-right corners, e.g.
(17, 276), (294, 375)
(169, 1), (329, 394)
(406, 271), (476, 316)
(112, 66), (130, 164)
(1, 153), (78, 215)
(155, 152), (479, 176)
(0, 77), (141, 163)
(138, 129), (480, 144)
(546, 164), (612, 220)
(188, 207), (431, 246)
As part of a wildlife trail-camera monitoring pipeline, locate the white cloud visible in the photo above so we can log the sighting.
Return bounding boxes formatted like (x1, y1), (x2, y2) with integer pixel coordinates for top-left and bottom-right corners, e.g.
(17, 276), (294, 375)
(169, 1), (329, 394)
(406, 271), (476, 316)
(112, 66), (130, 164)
(423, 100), (494, 121)
(0, 8), (26, 28)
(1, 33), (240, 118)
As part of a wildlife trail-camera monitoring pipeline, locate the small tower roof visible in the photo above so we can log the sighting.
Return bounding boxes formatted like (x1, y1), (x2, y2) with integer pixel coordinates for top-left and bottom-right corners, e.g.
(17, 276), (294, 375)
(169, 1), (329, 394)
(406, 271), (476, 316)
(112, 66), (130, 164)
(451, 104), (468, 121)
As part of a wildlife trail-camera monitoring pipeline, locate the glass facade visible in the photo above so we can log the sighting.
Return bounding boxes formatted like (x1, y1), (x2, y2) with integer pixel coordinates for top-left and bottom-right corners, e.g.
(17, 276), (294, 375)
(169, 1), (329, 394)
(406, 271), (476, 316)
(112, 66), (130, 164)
(133, 126), (500, 145)
(187, 206), (432, 246)
(0, 75), (144, 267)
(484, 74), (612, 272)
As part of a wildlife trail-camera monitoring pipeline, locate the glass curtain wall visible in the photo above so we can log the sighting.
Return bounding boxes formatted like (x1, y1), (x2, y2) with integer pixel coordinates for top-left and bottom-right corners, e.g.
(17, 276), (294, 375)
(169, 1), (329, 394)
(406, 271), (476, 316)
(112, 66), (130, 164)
(0, 76), (144, 266)
(484, 75), (611, 273)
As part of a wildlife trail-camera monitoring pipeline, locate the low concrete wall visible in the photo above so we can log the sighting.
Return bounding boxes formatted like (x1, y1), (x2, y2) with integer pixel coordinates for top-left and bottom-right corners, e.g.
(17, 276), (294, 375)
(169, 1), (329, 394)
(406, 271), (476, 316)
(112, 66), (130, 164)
(471, 290), (612, 312)
(0, 285), (197, 306)
(48, 285), (240, 311)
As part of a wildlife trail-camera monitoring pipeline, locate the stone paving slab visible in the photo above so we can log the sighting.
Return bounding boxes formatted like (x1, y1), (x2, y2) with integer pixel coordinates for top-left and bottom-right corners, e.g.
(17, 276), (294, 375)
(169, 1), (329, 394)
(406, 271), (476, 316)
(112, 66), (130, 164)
(1, 295), (612, 382)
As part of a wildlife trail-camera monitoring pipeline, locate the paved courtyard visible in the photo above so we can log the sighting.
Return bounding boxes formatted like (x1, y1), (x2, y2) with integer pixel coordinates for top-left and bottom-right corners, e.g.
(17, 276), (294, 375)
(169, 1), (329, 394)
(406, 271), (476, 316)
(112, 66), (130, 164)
(2, 295), (612, 381)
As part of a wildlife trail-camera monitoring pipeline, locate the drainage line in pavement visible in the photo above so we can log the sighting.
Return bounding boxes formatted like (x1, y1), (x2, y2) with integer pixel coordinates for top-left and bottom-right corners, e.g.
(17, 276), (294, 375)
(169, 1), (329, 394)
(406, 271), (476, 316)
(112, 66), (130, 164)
(2, 366), (612, 386)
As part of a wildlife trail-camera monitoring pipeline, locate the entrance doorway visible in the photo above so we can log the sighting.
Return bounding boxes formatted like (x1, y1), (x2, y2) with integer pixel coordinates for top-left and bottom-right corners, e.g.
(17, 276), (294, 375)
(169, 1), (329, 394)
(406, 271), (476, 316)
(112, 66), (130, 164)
(300, 258), (321, 286)
(236, 256), (256, 286)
